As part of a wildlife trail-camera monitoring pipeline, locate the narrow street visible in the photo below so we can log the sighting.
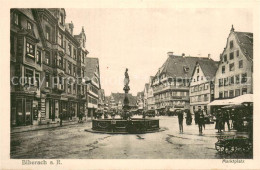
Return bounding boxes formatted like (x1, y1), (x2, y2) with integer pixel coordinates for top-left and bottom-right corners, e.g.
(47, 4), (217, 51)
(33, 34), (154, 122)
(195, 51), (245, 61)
(11, 116), (252, 159)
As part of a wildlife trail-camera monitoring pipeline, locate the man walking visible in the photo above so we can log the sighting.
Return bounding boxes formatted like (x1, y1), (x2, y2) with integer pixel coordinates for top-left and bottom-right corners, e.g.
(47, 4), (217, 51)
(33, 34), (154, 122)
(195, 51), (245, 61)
(178, 110), (184, 133)
(197, 107), (204, 134)
(223, 110), (230, 131)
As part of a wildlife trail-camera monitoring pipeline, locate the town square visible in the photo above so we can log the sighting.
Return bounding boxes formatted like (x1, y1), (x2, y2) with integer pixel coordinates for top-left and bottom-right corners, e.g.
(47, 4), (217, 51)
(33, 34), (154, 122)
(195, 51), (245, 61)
(9, 8), (253, 160)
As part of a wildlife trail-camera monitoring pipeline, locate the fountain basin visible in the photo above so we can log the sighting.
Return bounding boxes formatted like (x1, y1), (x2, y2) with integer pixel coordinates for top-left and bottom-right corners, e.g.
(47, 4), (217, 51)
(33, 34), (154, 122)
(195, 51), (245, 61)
(90, 118), (160, 134)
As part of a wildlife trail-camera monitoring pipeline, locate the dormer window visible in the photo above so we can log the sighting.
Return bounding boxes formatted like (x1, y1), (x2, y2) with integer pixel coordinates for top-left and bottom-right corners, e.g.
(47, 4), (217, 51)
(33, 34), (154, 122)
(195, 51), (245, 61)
(183, 66), (189, 72)
(27, 21), (32, 30)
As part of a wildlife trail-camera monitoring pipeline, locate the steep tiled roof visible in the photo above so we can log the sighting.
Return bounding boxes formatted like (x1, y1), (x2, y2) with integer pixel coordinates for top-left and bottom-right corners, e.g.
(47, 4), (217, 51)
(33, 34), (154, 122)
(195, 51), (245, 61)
(154, 55), (216, 79)
(235, 31), (253, 60)
(197, 59), (218, 79)
(109, 93), (137, 106)
(86, 57), (99, 79)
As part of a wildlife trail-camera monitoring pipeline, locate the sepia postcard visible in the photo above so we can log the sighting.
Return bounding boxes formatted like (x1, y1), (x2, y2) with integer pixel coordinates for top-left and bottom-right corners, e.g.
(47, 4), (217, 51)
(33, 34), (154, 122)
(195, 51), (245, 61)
(1, 0), (260, 169)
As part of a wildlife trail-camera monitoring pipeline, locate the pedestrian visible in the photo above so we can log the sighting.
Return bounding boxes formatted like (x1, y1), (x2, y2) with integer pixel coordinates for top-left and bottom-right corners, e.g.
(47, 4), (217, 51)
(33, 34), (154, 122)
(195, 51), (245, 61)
(223, 110), (230, 131)
(197, 107), (204, 133)
(60, 109), (64, 126)
(177, 110), (184, 133)
(194, 110), (199, 125)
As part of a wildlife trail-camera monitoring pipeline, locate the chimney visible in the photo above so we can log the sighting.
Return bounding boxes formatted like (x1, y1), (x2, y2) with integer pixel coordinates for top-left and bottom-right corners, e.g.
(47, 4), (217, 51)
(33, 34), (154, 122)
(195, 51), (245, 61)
(208, 54), (211, 59)
(182, 53), (185, 57)
(167, 51), (173, 56)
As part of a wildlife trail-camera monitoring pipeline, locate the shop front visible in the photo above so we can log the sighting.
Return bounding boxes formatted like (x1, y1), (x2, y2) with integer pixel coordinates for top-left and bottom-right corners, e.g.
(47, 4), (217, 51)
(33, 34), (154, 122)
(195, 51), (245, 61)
(11, 92), (35, 126)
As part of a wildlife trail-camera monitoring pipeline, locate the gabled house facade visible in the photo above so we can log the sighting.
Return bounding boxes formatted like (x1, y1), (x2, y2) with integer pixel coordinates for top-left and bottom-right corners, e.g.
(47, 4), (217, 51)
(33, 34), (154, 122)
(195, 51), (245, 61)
(214, 26), (253, 100)
(189, 59), (218, 114)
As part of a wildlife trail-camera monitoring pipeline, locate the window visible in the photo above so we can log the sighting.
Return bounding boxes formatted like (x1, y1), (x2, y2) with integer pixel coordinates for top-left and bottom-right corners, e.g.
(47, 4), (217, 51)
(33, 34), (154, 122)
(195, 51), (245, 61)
(68, 84), (71, 93)
(194, 86), (198, 92)
(199, 85), (203, 91)
(27, 21), (32, 30)
(230, 40), (233, 49)
(25, 69), (34, 85)
(219, 79), (223, 87)
(73, 65), (76, 77)
(230, 52), (234, 60)
(229, 90), (234, 98)
(26, 42), (35, 58)
(45, 51), (50, 65)
(239, 60), (243, 68)
(36, 50), (41, 64)
(198, 95), (201, 102)
(68, 44), (72, 56)
(197, 68), (199, 73)
(13, 13), (19, 25)
(229, 63), (235, 71)
(201, 76), (203, 80)
(230, 76), (234, 85)
(58, 55), (63, 68)
(68, 62), (72, 74)
(237, 50), (239, 57)
(236, 75), (240, 84)
(46, 26), (50, 41)
(59, 76), (64, 89)
(73, 84), (76, 94)
(35, 73), (40, 89)
(82, 69), (85, 77)
(242, 88), (247, 95)
(219, 92), (223, 99)
(222, 66), (225, 74)
(73, 49), (76, 59)
(224, 91), (228, 98)
(11, 35), (15, 54)
(224, 55), (227, 62)
(58, 32), (63, 47)
(204, 83), (209, 90)
(197, 76), (199, 81)
(204, 94), (208, 101)
(235, 89), (240, 97)
(45, 73), (50, 87)
(241, 73), (247, 83)
(224, 78), (228, 86)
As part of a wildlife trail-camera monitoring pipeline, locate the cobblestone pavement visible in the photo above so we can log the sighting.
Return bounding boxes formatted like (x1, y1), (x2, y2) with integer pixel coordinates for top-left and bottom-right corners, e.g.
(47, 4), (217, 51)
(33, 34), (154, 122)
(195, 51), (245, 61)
(10, 116), (253, 159)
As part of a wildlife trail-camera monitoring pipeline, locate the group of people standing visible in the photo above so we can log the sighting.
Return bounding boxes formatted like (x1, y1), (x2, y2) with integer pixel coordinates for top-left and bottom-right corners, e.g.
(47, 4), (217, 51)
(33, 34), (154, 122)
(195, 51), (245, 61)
(214, 109), (231, 133)
(177, 107), (206, 134)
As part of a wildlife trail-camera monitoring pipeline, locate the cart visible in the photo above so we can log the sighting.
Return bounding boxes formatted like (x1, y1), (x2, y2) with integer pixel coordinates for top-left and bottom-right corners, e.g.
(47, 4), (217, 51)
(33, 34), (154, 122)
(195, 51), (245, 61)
(215, 135), (252, 154)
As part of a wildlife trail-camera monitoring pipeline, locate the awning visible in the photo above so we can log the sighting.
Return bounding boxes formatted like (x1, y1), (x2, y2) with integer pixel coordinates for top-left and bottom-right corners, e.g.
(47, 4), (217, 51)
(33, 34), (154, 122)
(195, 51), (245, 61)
(230, 94), (253, 104)
(208, 99), (239, 106)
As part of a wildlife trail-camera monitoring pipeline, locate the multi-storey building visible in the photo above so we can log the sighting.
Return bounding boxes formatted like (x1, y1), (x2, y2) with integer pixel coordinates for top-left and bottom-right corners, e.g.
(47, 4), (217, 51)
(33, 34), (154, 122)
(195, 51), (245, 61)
(10, 9), (43, 126)
(151, 52), (213, 115)
(86, 57), (101, 119)
(214, 26), (253, 100)
(189, 59), (218, 114)
(147, 76), (155, 111)
(10, 8), (90, 126)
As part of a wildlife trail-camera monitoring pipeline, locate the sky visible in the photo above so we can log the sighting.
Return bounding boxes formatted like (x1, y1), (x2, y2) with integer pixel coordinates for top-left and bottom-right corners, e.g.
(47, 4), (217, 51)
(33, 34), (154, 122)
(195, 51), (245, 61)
(65, 8), (253, 96)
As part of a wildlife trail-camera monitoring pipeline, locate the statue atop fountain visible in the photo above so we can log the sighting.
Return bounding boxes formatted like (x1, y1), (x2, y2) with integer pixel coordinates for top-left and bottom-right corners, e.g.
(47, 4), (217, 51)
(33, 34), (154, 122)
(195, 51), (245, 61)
(123, 68), (130, 119)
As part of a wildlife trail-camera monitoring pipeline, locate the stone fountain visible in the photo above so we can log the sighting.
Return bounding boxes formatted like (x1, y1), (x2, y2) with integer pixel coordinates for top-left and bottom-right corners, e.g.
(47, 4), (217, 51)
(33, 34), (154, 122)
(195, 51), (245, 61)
(88, 68), (160, 134)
